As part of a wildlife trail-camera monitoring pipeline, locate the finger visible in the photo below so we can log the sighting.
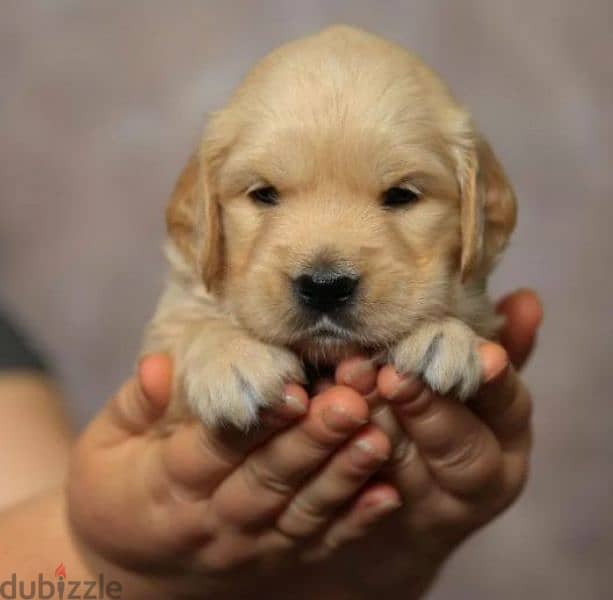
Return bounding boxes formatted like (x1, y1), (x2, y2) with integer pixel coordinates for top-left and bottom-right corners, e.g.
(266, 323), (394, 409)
(376, 364), (487, 502)
(98, 355), (173, 442)
(306, 483), (401, 560)
(335, 355), (378, 395)
(499, 444), (531, 507)
(139, 354), (174, 411)
(382, 378), (504, 499)
(472, 363), (533, 451)
(258, 384), (310, 429)
(212, 385), (369, 525)
(387, 437), (435, 504)
(361, 397), (435, 502)
(376, 342), (506, 404)
(162, 382), (308, 495)
(276, 425), (391, 538)
(376, 365), (433, 499)
(377, 364), (426, 405)
(375, 341), (503, 450)
(336, 354), (386, 408)
(496, 289), (543, 370)
(479, 342), (509, 383)
(370, 404), (405, 450)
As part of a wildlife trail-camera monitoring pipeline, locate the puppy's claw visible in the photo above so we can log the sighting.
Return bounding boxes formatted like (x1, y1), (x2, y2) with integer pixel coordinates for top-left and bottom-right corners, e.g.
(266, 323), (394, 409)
(391, 319), (481, 401)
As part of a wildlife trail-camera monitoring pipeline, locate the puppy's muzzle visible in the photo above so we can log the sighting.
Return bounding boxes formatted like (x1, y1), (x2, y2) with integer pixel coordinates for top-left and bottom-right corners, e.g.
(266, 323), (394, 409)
(293, 267), (359, 314)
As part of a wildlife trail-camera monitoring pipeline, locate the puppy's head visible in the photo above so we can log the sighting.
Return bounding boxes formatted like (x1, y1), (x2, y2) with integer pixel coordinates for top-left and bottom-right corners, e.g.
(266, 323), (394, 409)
(167, 26), (516, 362)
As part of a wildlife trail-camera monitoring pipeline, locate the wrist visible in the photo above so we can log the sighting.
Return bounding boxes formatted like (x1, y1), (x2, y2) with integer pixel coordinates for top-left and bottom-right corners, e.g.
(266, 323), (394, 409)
(63, 487), (174, 600)
(338, 523), (450, 599)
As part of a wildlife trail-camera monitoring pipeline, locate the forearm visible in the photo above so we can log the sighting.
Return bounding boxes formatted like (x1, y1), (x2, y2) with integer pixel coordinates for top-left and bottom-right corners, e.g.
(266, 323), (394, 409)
(0, 373), (73, 509)
(0, 488), (163, 600)
(0, 466), (442, 600)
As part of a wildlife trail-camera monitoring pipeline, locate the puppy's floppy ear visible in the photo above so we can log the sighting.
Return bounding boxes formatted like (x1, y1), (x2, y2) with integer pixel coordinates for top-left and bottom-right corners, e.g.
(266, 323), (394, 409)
(166, 153), (222, 287)
(458, 135), (517, 279)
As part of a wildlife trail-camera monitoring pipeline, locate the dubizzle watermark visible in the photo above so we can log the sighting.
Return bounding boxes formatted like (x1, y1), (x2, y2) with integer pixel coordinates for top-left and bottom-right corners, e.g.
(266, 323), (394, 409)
(0, 563), (122, 599)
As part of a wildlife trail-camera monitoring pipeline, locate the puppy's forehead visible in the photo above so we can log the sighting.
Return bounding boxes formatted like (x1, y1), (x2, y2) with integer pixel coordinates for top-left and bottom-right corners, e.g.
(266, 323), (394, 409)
(213, 26), (464, 191)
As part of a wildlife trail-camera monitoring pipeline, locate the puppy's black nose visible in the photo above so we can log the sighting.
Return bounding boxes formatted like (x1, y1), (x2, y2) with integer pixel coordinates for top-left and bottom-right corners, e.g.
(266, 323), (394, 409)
(293, 269), (359, 313)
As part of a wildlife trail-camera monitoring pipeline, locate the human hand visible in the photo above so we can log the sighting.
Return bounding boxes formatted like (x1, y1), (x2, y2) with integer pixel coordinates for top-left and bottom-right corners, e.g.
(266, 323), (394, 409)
(67, 356), (402, 599)
(330, 289), (543, 597)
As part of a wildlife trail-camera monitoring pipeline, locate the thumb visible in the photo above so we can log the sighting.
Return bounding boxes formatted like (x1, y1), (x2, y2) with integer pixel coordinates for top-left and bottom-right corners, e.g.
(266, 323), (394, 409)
(104, 354), (173, 437)
(497, 289), (543, 370)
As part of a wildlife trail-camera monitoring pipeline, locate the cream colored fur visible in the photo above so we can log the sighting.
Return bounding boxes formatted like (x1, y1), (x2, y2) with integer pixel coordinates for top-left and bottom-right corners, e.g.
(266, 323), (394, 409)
(142, 26), (516, 429)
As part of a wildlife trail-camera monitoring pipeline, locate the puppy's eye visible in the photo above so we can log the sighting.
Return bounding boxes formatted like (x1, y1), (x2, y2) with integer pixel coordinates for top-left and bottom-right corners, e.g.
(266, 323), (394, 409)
(382, 185), (421, 208)
(248, 185), (279, 206)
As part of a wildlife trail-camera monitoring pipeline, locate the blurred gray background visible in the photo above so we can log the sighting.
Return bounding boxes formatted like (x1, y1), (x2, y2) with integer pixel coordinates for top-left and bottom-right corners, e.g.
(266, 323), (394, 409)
(1, 1), (612, 598)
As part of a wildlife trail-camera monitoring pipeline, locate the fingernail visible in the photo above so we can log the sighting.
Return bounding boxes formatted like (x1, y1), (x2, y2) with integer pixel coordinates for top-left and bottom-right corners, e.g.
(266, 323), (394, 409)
(323, 405), (368, 432)
(282, 392), (307, 415)
(390, 374), (423, 401)
(366, 497), (403, 516)
(352, 438), (389, 463)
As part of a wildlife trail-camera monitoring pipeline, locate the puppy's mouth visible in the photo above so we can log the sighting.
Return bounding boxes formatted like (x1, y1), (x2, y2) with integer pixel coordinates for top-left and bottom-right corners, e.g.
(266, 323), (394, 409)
(289, 315), (366, 364)
(306, 316), (355, 341)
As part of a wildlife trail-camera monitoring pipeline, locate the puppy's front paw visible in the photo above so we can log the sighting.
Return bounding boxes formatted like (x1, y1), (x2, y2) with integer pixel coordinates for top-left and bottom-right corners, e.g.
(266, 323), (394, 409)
(391, 319), (481, 400)
(182, 336), (305, 430)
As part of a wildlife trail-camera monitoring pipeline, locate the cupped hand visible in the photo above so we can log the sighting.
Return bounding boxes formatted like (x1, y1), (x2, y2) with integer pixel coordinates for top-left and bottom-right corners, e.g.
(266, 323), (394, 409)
(330, 289), (543, 596)
(68, 357), (400, 599)
(68, 289), (541, 599)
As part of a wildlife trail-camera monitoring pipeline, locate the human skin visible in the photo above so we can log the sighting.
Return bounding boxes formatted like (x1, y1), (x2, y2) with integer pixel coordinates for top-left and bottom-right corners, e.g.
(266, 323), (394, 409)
(326, 291), (540, 598)
(0, 372), (72, 509)
(0, 290), (541, 599)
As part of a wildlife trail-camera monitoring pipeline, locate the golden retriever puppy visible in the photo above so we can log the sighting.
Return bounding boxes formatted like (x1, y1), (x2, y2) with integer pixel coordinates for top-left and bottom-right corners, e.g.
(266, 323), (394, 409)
(142, 26), (516, 429)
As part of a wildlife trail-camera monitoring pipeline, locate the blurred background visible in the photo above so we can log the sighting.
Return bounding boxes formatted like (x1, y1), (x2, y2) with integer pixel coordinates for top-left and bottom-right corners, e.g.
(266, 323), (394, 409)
(1, 1), (611, 598)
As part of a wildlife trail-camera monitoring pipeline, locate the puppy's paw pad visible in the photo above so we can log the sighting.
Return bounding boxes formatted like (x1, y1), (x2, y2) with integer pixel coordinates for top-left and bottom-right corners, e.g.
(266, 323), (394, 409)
(392, 319), (481, 400)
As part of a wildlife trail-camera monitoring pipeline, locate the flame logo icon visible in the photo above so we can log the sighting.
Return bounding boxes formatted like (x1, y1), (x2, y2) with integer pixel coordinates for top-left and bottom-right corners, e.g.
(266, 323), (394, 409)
(54, 562), (67, 579)
(55, 563), (67, 599)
